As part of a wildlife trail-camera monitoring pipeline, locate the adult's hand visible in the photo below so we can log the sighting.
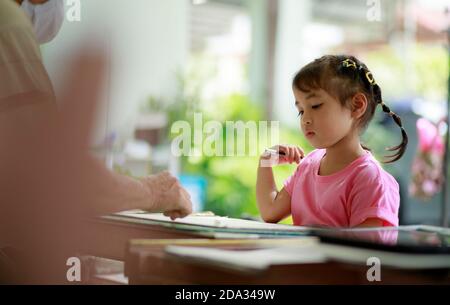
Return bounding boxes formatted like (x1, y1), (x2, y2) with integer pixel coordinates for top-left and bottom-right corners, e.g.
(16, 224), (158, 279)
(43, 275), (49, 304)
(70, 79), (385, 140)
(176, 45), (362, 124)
(141, 171), (192, 220)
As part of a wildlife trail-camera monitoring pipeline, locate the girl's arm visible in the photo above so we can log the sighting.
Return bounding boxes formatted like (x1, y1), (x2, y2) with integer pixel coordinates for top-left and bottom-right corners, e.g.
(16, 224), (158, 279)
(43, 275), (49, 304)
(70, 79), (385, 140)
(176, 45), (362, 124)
(256, 164), (291, 223)
(256, 145), (304, 223)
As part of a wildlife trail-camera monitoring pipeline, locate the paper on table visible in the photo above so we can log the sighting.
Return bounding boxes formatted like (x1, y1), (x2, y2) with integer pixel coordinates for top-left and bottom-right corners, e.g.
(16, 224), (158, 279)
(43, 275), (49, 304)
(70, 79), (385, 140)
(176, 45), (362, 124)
(114, 210), (309, 232)
(165, 241), (326, 272)
(165, 239), (450, 271)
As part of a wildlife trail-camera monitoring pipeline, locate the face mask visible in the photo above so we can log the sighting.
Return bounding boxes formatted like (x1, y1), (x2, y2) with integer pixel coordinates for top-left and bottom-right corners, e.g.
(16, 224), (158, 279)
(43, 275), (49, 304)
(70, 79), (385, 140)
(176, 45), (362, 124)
(21, 0), (64, 44)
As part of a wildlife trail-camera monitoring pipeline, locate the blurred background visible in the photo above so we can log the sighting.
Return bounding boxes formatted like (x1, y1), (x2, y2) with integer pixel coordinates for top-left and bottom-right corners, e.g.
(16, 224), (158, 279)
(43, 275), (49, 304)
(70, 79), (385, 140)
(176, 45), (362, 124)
(41, 0), (449, 225)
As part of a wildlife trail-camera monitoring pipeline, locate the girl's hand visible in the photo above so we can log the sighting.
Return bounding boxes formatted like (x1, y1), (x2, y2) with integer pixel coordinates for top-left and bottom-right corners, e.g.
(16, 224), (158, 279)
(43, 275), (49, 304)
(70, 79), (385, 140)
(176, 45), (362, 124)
(260, 145), (304, 166)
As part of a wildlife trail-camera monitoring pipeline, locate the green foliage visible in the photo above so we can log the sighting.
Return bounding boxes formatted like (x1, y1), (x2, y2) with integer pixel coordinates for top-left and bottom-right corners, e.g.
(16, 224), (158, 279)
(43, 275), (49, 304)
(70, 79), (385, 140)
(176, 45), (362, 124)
(179, 93), (266, 218)
(365, 44), (447, 101)
(141, 96), (166, 113)
(165, 84), (312, 219)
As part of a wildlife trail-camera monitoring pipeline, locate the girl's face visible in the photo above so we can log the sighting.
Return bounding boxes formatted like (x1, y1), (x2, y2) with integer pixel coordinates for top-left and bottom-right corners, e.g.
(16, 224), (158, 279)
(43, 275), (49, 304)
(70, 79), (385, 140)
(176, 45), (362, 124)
(293, 87), (355, 149)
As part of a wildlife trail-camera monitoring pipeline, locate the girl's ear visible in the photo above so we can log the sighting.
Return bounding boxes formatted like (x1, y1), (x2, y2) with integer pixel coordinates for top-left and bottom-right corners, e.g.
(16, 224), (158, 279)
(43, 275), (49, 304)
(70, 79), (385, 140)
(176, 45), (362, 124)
(351, 93), (368, 119)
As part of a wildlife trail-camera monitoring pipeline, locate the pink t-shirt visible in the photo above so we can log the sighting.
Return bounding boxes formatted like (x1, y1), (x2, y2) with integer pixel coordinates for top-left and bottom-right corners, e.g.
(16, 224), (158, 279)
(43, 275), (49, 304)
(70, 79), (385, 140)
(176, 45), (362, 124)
(283, 149), (399, 227)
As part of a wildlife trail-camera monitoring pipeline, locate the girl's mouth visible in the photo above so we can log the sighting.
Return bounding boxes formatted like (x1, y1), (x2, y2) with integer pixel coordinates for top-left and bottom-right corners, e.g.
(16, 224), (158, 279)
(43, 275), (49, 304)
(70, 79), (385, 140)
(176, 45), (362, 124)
(305, 131), (315, 138)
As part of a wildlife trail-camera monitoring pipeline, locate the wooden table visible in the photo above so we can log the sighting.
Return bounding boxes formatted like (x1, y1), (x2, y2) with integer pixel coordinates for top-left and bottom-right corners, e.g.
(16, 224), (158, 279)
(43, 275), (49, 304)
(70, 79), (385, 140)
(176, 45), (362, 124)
(124, 239), (450, 285)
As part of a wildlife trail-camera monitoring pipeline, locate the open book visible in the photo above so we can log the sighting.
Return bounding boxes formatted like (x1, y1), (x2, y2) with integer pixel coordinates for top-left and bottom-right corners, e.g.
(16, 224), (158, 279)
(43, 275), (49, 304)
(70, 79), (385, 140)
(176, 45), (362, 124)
(102, 210), (311, 237)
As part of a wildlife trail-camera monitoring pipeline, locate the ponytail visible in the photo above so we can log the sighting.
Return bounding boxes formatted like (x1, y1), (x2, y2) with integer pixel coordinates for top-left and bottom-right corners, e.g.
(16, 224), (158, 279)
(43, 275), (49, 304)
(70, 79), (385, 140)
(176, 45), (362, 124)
(373, 84), (408, 163)
(341, 57), (408, 163)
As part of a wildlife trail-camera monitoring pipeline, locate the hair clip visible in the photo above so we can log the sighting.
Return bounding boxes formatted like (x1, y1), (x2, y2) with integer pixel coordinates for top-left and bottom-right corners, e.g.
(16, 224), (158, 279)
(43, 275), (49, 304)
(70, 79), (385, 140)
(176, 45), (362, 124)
(342, 59), (357, 69)
(365, 71), (376, 85)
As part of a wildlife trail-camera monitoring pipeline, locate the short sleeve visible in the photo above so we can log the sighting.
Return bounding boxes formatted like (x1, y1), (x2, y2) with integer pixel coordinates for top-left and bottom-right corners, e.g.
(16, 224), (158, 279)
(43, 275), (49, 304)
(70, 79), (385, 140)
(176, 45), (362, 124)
(348, 167), (400, 227)
(283, 165), (302, 197)
(0, 4), (54, 101)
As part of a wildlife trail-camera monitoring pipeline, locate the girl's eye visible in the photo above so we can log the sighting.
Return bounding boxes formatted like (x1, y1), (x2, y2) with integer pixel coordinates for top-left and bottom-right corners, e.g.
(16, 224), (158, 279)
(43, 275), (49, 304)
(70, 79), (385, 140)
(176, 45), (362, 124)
(297, 104), (322, 117)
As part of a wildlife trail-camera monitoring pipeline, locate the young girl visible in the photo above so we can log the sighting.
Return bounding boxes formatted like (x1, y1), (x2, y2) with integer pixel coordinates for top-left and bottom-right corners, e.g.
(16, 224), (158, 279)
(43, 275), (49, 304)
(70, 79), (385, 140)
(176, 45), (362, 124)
(256, 55), (408, 228)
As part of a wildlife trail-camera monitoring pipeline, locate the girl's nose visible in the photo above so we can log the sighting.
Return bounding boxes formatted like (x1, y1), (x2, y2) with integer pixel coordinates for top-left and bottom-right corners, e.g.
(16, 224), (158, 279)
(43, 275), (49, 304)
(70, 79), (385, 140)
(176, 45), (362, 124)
(302, 117), (312, 125)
